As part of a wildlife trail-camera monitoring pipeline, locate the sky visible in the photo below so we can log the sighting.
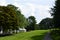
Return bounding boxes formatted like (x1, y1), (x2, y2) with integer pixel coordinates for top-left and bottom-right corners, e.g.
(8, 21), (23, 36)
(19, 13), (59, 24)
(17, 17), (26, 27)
(0, 0), (55, 24)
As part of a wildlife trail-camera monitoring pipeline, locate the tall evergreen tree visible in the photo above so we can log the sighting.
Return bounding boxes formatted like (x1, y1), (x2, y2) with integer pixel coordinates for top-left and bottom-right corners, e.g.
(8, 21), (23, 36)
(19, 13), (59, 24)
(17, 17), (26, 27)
(51, 0), (60, 28)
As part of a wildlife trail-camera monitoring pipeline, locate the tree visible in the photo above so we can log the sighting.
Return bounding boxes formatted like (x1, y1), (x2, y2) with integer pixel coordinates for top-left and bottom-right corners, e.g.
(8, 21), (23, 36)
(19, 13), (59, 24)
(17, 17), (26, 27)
(0, 5), (18, 33)
(7, 4), (28, 28)
(51, 0), (60, 28)
(0, 4), (28, 33)
(50, 0), (60, 39)
(26, 16), (36, 31)
(39, 18), (53, 29)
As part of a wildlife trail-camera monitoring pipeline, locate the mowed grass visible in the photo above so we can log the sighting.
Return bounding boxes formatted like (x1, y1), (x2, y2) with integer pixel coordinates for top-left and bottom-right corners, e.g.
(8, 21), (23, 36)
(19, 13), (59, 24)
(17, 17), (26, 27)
(0, 30), (49, 40)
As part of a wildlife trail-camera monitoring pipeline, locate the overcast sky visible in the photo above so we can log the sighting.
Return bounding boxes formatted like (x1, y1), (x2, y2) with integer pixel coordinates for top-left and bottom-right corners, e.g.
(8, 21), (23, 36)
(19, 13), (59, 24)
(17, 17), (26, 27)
(0, 0), (55, 23)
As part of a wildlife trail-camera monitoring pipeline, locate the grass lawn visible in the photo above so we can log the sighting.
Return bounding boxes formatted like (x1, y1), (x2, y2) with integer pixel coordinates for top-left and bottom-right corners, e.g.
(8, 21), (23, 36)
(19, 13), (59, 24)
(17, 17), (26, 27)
(0, 30), (49, 40)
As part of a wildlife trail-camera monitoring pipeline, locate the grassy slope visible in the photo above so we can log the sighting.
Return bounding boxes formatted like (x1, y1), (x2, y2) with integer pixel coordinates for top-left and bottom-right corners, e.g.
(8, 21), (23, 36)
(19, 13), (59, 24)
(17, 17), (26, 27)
(0, 30), (49, 40)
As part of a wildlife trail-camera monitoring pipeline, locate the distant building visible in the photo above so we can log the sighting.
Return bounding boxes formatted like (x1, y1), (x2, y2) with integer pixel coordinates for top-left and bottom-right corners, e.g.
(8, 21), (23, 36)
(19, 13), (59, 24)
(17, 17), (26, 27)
(0, 26), (3, 34)
(0, 27), (26, 34)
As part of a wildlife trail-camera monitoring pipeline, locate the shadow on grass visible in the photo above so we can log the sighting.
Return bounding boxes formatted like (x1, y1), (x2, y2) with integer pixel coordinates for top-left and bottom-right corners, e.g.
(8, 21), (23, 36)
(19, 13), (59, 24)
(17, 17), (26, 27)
(31, 32), (47, 40)
(0, 34), (13, 37)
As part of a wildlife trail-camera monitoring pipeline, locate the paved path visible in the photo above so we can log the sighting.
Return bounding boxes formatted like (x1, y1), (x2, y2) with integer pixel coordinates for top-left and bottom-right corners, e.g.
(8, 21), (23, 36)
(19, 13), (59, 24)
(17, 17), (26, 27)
(43, 32), (53, 40)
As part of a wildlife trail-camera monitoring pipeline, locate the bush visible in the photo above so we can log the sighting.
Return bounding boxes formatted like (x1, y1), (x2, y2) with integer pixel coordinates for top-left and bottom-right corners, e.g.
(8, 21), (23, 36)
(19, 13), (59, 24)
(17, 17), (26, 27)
(50, 30), (60, 40)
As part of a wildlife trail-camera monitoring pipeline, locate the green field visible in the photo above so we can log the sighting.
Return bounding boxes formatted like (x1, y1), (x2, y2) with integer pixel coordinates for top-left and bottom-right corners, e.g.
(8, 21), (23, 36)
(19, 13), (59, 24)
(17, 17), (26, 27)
(0, 30), (49, 40)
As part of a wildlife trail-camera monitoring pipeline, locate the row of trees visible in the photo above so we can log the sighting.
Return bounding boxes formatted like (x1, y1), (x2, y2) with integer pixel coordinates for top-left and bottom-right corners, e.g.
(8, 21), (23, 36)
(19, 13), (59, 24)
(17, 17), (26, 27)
(24, 0), (60, 31)
(0, 4), (40, 32)
(26, 17), (54, 31)
(1, 0), (59, 32)
(0, 4), (28, 33)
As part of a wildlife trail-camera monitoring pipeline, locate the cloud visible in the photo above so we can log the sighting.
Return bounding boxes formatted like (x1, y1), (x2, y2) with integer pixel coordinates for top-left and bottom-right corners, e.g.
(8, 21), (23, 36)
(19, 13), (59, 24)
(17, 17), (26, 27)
(13, 1), (52, 23)
(0, 0), (7, 6)
(29, 4), (51, 23)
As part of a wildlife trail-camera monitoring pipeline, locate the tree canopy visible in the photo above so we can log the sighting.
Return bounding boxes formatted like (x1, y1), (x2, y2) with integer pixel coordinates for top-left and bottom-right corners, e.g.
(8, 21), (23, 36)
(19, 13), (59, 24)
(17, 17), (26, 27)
(25, 16), (36, 31)
(7, 4), (28, 28)
(0, 4), (28, 33)
(0, 5), (18, 32)
(39, 18), (53, 29)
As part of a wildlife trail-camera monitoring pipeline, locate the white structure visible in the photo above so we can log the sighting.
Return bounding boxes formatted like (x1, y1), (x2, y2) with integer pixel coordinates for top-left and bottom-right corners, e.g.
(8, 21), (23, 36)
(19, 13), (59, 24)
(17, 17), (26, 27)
(10, 27), (26, 33)
(0, 27), (26, 34)
(0, 26), (3, 34)
(19, 27), (26, 32)
(0, 30), (3, 34)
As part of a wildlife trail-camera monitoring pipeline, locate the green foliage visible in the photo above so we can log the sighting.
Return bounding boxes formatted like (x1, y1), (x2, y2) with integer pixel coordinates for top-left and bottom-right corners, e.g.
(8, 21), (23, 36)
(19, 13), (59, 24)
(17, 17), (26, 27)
(35, 24), (40, 30)
(39, 18), (53, 29)
(50, 0), (60, 40)
(26, 16), (36, 31)
(0, 30), (48, 40)
(0, 5), (18, 31)
(51, 30), (60, 40)
(7, 4), (28, 28)
(0, 4), (28, 32)
(51, 0), (60, 28)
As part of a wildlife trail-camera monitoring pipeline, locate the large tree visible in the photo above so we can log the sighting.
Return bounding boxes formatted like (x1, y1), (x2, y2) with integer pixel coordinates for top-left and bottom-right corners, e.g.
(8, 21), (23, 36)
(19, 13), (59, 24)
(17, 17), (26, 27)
(26, 16), (36, 31)
(51, 0), (60, 28)
(7, 4), (28, 28)
(0, 5), (18, 33)
(39, 18), (53, 29)
(0, 4), (28, 33)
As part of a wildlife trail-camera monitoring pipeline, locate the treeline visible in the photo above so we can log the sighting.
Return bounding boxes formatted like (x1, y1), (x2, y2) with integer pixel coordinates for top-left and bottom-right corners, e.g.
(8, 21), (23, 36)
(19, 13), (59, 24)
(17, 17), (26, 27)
(0, 4), (28, 33)
(26, 17), (54, 31)
(0, 4), (57, 33)
(0, 4), (54, 33)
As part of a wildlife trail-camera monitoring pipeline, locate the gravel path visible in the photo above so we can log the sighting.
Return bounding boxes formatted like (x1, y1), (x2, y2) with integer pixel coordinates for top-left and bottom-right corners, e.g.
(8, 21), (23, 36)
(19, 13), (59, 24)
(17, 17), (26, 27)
(43, 32), (53, 40)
